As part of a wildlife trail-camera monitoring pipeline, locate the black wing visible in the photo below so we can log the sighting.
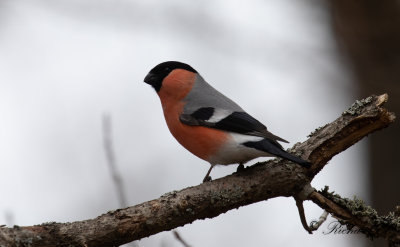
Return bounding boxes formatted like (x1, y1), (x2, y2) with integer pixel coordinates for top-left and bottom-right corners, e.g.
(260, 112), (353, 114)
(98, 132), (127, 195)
(179, 107), (288, 144)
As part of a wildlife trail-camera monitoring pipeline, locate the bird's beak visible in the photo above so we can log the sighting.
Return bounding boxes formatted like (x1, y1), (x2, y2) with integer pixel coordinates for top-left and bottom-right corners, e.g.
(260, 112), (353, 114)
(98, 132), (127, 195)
(144, 73), (156, 85)
(144, 72), (162, 92)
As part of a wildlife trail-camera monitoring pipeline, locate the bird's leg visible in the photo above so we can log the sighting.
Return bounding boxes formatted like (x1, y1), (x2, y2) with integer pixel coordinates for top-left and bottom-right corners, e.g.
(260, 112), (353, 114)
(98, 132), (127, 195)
(236, 163), (245, 172)
(203, 165), (214, 182)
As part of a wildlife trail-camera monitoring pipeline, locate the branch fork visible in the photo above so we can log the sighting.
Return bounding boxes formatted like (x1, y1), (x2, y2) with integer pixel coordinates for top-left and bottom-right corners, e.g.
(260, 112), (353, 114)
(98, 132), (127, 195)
(0, 94), (398, 247)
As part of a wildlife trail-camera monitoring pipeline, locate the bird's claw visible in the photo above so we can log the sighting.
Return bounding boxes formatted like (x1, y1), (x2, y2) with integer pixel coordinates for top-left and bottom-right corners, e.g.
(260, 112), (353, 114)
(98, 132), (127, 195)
(203, 175), (212, 183)
(236, 164), (245, 172)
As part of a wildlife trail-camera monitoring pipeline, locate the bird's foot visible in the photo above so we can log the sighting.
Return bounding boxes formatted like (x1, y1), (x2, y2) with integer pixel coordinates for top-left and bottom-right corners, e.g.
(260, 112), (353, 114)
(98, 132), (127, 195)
(203, 175), (212, 183)
(236, 163), (245, 173)
(203, 165), (214, 183)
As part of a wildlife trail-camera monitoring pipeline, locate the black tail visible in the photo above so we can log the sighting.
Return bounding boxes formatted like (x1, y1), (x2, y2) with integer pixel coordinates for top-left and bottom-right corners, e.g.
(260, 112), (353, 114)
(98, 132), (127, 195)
(243, 139), (311, 168)
(272, 148), (312, 168)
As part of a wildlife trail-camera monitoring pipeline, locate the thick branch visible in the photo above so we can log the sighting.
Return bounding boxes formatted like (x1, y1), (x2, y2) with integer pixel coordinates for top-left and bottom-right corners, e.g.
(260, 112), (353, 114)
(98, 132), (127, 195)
(0, 94), (396, 247)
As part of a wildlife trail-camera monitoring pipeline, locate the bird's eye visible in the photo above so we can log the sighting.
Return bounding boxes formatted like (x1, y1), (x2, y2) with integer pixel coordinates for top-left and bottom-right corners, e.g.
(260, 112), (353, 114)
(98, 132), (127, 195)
(164, 67), (170, 72)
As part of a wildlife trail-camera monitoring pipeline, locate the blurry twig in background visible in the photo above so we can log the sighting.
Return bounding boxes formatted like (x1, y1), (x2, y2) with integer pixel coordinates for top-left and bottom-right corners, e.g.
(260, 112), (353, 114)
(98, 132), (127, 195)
(103, 114), (186, 247)
(102, 114), (139, 247)
(173, 230), (192, 247)
(4, 210), (14, 227)
(102, 113), (128, 208)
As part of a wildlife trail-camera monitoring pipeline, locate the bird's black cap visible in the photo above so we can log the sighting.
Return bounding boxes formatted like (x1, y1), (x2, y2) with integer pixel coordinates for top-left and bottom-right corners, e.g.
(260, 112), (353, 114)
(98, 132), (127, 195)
(144, 61), (197, 92)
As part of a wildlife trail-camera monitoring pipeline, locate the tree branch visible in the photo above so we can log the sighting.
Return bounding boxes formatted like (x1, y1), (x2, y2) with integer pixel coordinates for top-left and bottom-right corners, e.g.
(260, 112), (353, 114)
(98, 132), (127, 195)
(0, 94), (397, 247)
(309, 188), (400, 244)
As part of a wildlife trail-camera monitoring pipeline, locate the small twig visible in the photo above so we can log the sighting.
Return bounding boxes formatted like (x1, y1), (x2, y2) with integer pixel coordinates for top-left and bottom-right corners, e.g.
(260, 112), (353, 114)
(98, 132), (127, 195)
(293, 183), (315, 233)
(173, 230), (192, 247)
(308, 191), (352, 220)
(294, 185), (328, 233)
(309, 210), (329, 231)
(295, 199), (312, 234)
(4, 210), (14, 227)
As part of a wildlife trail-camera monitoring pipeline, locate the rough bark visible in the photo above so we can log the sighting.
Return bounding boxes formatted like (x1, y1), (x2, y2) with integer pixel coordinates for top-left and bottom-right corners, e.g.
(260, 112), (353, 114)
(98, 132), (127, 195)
(0, 94), (397, 247)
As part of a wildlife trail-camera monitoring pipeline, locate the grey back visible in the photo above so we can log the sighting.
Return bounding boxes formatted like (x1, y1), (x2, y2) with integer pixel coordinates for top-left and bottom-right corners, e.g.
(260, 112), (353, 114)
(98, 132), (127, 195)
(182, 74), (244, 114)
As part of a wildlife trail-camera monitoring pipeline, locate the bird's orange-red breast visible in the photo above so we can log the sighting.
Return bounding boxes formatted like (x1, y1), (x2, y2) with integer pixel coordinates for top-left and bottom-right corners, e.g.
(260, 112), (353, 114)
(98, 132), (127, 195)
(157, 69), (229, 161)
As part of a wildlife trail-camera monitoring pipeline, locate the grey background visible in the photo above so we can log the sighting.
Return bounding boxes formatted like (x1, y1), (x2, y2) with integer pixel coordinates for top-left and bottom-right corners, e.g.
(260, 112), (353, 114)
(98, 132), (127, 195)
(0, 0), (369, 246)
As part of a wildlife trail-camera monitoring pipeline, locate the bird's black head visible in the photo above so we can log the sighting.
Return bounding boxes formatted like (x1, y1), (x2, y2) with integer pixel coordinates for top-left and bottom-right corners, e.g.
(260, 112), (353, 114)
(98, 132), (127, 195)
(144, 61), (197, 92)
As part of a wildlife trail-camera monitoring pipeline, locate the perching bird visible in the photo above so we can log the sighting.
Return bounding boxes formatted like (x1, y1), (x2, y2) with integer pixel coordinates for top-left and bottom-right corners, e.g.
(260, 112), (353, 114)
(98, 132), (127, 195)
(144, 61), (311, 182)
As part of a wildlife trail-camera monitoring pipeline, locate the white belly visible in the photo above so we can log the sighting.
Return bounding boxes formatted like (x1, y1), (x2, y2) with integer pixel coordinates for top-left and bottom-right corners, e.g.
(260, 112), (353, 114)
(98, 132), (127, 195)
(207, 133), (271, 165)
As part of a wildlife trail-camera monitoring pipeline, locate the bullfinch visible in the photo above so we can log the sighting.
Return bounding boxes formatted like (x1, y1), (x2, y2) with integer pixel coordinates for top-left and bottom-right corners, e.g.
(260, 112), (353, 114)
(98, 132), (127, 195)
(144, 61), (311, 182)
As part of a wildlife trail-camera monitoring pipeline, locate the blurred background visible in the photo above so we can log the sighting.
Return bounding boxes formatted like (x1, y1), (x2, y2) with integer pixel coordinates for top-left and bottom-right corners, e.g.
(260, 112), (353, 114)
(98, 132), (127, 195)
(0, 0), (398, 246)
